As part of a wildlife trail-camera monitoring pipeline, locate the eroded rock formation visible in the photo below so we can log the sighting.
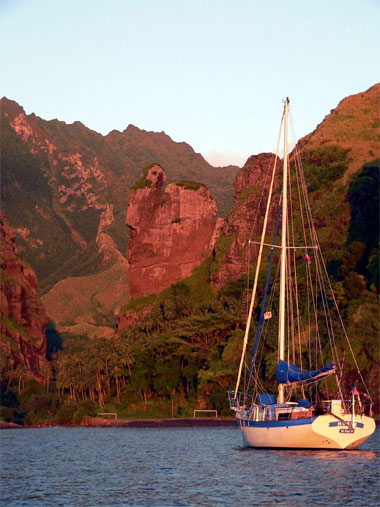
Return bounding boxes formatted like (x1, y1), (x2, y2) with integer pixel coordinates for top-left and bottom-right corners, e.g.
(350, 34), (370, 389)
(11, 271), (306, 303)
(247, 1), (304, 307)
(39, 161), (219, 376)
(0, 214), (49, 382)
(213, 153), (280, 286)
(126, 164), (223, 299)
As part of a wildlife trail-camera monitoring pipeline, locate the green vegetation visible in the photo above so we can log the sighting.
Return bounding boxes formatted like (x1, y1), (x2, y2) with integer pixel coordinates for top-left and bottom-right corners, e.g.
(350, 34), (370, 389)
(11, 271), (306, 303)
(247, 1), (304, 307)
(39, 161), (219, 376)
(175, 180), (207, 191)
(0, 118), (114, 294)
(237, 185), (262, 203)
(1, 96), (379, 425)
(122, 293), (158, 314)
(209, 233), (235, 278)
(3, 160), (379, 425)
(2, 262), (378, 426)
(103, 210), (130, 255)
(1, 264), (246, 425)
(4, 229), (377, 428)
(302, 145), (350, 191)
(130, 163), (162, 190)
(66, 207), (102, 243)
(348, 159), (379, 290)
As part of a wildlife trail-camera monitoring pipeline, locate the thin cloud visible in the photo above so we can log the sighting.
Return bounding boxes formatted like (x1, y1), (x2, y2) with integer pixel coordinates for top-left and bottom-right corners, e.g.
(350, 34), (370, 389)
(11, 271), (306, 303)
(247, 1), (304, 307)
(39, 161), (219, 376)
(203, 150), (246, 168)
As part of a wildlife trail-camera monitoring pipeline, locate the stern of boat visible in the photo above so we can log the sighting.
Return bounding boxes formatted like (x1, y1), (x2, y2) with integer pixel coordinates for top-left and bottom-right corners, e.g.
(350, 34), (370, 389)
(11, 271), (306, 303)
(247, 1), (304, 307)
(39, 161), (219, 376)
(311, 413), (376, 450)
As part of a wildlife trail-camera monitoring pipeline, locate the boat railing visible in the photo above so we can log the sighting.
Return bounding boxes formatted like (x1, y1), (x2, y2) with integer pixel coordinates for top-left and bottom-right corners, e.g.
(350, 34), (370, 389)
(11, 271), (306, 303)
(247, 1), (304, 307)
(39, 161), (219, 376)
(227, 391), (253, 411)
(319, 399), (373, 417)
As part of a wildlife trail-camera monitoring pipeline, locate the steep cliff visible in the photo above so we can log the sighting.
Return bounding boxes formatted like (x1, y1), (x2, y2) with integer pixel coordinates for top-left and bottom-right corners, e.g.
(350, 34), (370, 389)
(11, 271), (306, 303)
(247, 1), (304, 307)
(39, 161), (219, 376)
(299, 83), (379, 178)
(1, 97), (237, 335)
(1, 96), (237, 295)
(0, 214), (49, 382)
(126, 164), (223, 299)
(1, 99), (130, 294)
(212, 153), (280, 286)
(211, 84), (380, 287)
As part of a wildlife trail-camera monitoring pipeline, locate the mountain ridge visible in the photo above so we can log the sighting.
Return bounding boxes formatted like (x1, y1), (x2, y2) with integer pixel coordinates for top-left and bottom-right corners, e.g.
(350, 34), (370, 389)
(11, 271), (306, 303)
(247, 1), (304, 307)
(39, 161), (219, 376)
(1, 96), (239, 293)
(1, 86), (379, 424)
(1, 85), (379, 340)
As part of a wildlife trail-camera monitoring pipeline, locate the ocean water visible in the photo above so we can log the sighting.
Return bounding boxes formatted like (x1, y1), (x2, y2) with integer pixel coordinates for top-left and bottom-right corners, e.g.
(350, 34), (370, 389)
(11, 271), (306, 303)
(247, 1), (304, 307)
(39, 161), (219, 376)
(1, 426), (379, 506)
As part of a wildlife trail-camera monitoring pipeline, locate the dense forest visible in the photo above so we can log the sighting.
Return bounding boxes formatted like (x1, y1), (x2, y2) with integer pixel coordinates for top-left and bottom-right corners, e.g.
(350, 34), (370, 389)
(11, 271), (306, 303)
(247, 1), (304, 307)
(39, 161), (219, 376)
(1, 159), (379, 425)
(1, 84), (379, 426)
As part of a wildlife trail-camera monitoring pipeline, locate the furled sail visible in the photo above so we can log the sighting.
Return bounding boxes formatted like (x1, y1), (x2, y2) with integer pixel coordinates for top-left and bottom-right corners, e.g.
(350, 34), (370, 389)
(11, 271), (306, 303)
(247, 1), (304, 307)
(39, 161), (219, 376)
(275, 360), (335, 385)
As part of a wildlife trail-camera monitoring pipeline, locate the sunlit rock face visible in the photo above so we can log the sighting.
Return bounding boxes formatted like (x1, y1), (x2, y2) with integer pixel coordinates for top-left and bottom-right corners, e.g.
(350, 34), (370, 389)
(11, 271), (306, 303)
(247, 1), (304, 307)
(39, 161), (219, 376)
(126, 164), (223, 299)
(212, 153), (280, 287)
(0, 213), (49, 382)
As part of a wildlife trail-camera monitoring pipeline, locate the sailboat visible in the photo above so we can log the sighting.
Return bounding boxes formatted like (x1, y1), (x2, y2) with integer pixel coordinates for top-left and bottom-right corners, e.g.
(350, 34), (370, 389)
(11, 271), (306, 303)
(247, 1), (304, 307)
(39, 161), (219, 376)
(228, 98), (376, 449)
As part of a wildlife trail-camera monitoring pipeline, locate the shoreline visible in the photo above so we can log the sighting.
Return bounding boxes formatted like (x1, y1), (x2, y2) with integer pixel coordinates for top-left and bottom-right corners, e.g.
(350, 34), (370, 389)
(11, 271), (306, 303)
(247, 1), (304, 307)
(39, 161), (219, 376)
(0, 417), (237, 430)
(86, 417), (237, 428)
(2, 416), (379, 430)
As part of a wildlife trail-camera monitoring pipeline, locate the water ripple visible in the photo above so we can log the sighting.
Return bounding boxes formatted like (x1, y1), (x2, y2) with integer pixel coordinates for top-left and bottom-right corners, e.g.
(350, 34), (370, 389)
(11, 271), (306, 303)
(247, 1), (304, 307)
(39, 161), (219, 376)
(1, 426), (379, 506)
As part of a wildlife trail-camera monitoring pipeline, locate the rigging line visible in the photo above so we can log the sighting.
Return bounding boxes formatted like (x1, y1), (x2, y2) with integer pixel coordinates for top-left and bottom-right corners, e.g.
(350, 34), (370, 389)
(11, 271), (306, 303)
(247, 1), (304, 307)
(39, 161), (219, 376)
(293, 253), (303, 369)
(314, 250), (346, 400)
(285, 212), (292, 365)
(253, 261), (280, 397)
(295, 145), (324, 372)
(286, 259), (292, 366)
(234, 110), (284, 400)
(248, 104), (287, 243)
(287, 158), (298, 365)
(277, 98), (290, 405)
(306, 208), (344, 383)
(251, 255), (280, 393)
(303, 232), (319, 369)
(312, 261), (324, 371)
(245, 203), (282, 398)
(294, 135), (355, 395)
(245, 239), (252, 394)
(244, 120), (284, 324)
(248, 152), (276, 240)
(294, 142), (312, 254)
(313, 264), (326, 367)
(290, 152), (304, 370)
(293, 145), (313, 370)
(246, 238), (251, 319)
(248, 241), (317, 249)
(248, 151), (276, 241)
(314, 250), (341, 370)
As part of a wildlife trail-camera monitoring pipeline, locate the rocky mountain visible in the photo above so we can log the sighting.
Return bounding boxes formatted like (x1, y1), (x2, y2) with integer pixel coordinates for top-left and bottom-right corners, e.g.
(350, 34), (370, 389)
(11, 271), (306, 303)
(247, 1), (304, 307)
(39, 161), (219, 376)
(1, 84), (379, 423)
(0, 213), (49, 383)
(1, 85), (378, 341)
(116, 84), (379, 327)
(113, 85), (379, 415)
(1, 99), (130, 294)
(207, 84), (380, 287)
(126, 164), (223, 299)
(105, 125), (238, 217)
(1, 97), (238, 336)
(299, 83), (379, 178)
(1, 98), (238, 288)
(212, 153), (280, 287)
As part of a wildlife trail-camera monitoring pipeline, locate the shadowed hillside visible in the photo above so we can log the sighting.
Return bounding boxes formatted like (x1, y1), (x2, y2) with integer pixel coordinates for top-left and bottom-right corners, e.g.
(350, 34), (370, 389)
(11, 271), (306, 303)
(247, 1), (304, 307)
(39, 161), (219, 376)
(1, 85), (379, 426)
(1, 97), (238, 296)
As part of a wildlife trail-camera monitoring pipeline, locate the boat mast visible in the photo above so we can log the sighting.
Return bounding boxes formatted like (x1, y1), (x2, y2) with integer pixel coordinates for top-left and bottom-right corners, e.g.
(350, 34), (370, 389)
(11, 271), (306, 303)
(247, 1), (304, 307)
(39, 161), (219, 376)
(233, 116), (283, 401)
(278, 97), (289, 404)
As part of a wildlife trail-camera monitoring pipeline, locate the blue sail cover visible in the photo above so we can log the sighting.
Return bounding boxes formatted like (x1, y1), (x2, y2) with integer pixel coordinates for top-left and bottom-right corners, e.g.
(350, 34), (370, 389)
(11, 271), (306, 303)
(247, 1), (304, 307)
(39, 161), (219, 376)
(276, 360), (335, 384)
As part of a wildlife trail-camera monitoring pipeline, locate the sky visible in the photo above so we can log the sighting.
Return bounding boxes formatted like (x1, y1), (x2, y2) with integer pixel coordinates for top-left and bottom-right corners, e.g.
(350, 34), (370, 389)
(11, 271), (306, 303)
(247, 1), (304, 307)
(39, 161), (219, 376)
(1, 0), (379, 167)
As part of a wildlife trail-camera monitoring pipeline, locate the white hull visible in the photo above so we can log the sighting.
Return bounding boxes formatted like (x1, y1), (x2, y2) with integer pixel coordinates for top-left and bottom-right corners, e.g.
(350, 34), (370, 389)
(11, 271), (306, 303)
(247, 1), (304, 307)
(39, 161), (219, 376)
(230, 100), (376, 453)
(237, 413), (376, 450)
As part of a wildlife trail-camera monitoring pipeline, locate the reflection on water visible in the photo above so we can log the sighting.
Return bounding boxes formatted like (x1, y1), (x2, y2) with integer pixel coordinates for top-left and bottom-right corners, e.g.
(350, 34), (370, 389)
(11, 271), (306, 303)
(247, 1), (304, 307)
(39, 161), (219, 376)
(233, 431), (379, 506)
(238, 447), (377, 460)
(1, 426), (379, 506)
